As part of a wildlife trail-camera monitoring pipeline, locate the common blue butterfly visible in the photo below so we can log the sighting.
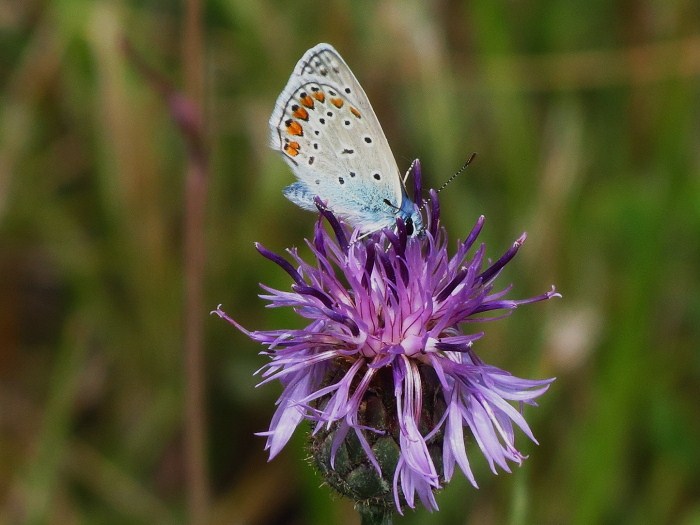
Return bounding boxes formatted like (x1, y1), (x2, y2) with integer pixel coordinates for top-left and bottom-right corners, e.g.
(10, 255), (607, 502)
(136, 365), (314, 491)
(269, 43), (423, 236)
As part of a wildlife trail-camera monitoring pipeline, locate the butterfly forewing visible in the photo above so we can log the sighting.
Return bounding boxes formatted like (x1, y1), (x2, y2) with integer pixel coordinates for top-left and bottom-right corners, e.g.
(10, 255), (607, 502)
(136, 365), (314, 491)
(269, 43), (405, 231)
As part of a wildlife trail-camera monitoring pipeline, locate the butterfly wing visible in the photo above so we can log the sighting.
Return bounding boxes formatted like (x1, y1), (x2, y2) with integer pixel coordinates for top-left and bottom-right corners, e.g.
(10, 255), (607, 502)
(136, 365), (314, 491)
(269, 43), (405, 232)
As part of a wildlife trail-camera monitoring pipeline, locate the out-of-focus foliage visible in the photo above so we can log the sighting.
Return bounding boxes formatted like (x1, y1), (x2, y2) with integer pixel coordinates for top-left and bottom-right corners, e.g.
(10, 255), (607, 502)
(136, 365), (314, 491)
(1, 1), (699, 524)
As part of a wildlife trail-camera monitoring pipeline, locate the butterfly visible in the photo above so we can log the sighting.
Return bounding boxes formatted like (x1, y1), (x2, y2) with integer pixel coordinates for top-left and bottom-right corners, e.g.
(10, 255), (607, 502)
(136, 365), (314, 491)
(269, 43), (424, 236)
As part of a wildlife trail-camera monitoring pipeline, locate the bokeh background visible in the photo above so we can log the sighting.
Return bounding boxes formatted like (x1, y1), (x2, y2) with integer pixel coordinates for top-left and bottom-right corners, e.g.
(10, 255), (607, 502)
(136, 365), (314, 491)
(2, 1), (699, 524)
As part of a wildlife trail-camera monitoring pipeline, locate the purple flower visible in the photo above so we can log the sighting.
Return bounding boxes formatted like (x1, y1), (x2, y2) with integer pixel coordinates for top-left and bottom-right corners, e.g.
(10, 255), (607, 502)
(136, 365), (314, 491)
(214, 182), (558, 514)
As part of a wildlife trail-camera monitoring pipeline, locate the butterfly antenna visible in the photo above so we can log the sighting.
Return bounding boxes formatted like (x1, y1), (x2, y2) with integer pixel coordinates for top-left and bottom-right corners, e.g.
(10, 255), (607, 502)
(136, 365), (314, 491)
(416, 152), (477, 215)
(436, 152), (477, 194)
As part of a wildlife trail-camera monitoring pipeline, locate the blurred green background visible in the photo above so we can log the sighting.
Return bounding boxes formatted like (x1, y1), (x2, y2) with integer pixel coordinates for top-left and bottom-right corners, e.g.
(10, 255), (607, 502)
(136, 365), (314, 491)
(2, 1), (700, 524)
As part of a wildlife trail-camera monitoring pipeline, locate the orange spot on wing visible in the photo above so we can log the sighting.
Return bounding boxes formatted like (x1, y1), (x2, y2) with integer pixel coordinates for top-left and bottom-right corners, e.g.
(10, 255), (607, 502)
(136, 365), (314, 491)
(293, 106), (309, 120)
(312, 91), (325, 102)
(286, 120), (304, 136)
(300, 94), (315, 108)
(284, 141), (300, 157)
(350, 107), (362, 118)
(331, 97), (344, 108)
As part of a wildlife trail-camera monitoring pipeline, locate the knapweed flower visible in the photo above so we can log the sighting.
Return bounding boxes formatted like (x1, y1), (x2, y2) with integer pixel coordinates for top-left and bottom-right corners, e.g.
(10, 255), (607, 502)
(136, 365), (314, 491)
(214, 181), (558, 516)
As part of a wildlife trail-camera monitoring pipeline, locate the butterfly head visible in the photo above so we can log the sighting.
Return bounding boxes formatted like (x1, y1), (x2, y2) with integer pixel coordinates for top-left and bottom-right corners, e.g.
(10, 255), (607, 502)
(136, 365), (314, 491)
(396, 158), (425, 237)
(393, 197), (424, 238)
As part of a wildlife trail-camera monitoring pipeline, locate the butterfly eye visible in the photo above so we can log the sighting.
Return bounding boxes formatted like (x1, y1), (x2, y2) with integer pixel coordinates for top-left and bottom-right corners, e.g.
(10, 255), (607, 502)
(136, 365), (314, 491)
(405, 218), (414, 237)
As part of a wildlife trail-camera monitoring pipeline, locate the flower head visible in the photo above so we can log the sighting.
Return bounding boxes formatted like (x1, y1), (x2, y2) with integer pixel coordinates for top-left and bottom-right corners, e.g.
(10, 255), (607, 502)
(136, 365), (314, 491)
(215, 173), (558, 514)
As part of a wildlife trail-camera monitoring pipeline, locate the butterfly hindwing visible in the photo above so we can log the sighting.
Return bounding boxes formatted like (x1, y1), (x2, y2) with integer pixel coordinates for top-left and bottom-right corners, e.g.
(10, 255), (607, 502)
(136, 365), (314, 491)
(269, 43), (407, 231)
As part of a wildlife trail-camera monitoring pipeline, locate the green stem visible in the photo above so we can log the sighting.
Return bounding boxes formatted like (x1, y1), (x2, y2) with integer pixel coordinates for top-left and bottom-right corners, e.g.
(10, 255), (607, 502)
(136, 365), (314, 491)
(358, 504), (393, 525)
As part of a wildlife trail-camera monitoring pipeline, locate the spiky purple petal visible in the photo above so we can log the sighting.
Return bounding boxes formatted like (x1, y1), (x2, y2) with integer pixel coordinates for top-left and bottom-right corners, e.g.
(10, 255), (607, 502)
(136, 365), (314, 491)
(217, 190), (558, 513)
